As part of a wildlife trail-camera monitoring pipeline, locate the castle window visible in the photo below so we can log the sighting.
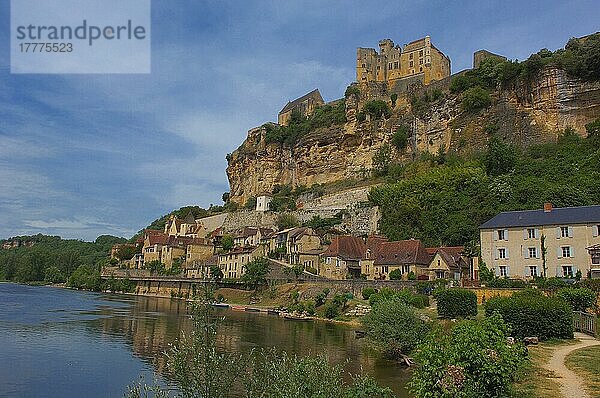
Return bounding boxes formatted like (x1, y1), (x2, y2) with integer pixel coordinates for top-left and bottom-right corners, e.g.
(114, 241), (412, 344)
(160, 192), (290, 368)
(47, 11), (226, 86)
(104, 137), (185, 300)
(419, 59), (423, 65)
(409, 61), (413, 67)
(419, 50), (423, 56)
(409, 53), (413, 59)
(420, 67), (423, 72)
(394, 61), (399, 69)
(388, 63), (392, 69)
(362, 63), (366, 68)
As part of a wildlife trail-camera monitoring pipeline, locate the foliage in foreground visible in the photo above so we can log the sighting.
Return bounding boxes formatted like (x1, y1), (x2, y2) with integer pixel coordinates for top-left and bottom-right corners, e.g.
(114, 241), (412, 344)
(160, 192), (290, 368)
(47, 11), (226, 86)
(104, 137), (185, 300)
(409, 314), (527, 398)
(361, 298), (429, 358)
(126, 296), (393, 398)
(435, 288), (478, 319)
(484, 290), (573, 340)
(555, 287), (597, 312)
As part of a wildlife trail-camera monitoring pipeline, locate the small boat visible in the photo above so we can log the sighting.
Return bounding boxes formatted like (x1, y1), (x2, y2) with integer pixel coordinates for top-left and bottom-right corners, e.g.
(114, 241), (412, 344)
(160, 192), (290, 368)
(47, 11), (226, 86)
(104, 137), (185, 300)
(212, 303), (229, 308)
(245, 307), (261, 312)
(231, 305), (246, 311)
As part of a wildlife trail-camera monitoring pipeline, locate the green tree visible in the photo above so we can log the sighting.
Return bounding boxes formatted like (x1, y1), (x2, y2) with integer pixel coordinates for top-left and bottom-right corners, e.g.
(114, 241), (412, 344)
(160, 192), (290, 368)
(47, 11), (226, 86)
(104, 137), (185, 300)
(363, 100), (391, 119)
(221, 235), (234, 251)
(245, 196), (257, 210)
(372, 143), (392, 177)
(115, 245), (137, 261)
(210, 265), (223, 281)
(388, 269), (403, 280)
(461, 86), (491, 112)
(390, 93), (398, 107)
(392, 125), (409, 151)
(44, 266), (65, 283)
(276, 213), (299, 230)
(484, 135), (516, 176)
(409, 314), (527, 398)
(361, 298), (429, 358)
(242, 257), (270, 288)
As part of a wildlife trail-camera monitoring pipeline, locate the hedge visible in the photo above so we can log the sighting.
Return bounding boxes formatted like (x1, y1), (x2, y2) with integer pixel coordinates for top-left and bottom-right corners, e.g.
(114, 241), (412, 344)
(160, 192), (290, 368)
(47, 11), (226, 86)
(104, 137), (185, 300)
(556, 287), (596, 312)
(484, 293), (573, 340)
(436, 288), (477, 319)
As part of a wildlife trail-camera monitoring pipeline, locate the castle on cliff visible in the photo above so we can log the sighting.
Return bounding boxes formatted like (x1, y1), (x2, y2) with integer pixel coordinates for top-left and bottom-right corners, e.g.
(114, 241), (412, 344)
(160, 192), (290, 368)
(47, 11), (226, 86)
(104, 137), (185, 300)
(357, 36), (451, 87)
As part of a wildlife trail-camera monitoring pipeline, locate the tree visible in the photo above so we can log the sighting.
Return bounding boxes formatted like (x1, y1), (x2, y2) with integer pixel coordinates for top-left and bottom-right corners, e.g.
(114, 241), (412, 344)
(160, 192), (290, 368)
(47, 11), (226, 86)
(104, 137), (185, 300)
(44, 266), (65, 283)
(388, 269), (403, 280)
(222, 192), (230, 203)
(115, 245), (137, 261)
(210, 265), (223, 281)
(245, 196), (257, 210)
(361, 298), (429, 358)
(242, 257), (270, 288)
(461, 86), (491, 112)
(409, 314), (527, 398)
(221, 235), (234, 251)
(484, 136), (516, 176)
(363, 100), (392, 119)
(372, 143), (392, 177)
(390, 93), (398, 107)
(392, 125), (409, 151)
(276, 213), (299, 230)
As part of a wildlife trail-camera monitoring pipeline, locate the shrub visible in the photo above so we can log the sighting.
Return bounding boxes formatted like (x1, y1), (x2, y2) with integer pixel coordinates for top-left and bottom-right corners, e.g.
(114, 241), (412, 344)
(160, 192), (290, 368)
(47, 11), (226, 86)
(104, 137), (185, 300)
(315, 292), (326, 307)
(484, 293), (573, 340)
(325, 303), (340, 319)
(363, 100), (391, 119)
(345, 85), (361, 99)
(409, 314), (527, 398)
(556, 287), (596, 312)
(388, 269), (403, 280)
(44, 266), (65, 284)
(485, 278), (527, 288)
(361, 299), (429, 358)
(409, 294), (430, 309)
(436, 288), (477, 319)
(362, 287), (376, 300)
(535, 277), (568, 290)
(391, 125), (409, 151)
(461, 86), (491, 112)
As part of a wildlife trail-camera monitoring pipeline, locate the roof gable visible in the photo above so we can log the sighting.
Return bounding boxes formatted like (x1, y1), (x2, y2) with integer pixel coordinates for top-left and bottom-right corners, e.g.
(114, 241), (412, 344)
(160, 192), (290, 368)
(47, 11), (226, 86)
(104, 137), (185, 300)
(279, 89), (324, 114)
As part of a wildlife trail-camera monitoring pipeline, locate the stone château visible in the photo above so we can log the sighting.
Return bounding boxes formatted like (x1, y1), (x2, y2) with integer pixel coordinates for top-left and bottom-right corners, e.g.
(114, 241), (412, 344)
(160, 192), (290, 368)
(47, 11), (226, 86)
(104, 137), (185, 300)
(356, 36), (450, 87)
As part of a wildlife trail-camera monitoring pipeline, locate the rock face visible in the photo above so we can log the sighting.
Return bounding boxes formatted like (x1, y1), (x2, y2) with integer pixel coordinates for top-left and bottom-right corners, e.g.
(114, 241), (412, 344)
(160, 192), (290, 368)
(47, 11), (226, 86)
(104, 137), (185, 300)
(227, 67), (600, 205)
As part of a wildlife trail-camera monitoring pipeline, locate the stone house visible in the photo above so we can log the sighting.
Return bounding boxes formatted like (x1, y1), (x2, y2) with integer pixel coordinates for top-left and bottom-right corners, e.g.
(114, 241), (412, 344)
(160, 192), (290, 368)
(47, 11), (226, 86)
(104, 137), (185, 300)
(372, 239), (431, 280)
(321, 235), (367, 280)
(425, 247), (474, 281)
(361, 235), (389, 279)
(142, 230), (169, 264)
(285, 227), (322, 265)
(218, 246), (262, 279)
(277, 89), (324, 126)
(480, 203), (600, 279)
(186, 237), (215, 264)
(256, 194), (272, 212)
(186, 255), (218, 279)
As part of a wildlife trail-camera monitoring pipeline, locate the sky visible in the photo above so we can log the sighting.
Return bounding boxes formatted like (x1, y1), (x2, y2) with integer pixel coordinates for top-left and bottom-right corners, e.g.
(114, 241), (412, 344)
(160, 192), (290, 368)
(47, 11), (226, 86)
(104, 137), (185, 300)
(0, 0), (598, 241)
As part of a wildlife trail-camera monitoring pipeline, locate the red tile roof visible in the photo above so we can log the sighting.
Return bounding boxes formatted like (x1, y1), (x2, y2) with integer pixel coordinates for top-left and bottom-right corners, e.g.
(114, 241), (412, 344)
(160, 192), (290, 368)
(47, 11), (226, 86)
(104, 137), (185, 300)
(145, 231), (168, 245)
(364, 235), (388, 259)
(323, 236), (366, 261)
(427, 246), (465, 270)
(373, 239), (430, 266)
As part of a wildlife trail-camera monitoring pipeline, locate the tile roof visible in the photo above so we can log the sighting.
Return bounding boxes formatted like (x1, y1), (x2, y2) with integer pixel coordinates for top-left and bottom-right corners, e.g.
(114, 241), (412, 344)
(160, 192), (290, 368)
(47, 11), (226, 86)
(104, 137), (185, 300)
(479, 205), (600, 229)
(427, 246), (465, 270)
(279, 89), (324, 114)
(323, 235), (366, 261)
(373, 239), (430, 266)
(146, 231), (168, 245)
(364, 235), (388, 259)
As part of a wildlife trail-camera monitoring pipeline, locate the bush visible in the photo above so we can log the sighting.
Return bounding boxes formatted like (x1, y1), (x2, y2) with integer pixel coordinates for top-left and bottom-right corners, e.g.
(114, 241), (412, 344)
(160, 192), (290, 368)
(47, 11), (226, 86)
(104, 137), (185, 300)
(409, 314), (527, 398)
(344, 85), (360, 99)
(485, 277), (527, 288)
(361, 299), (429, 358)
(484, 293), (573, 340)
(315, 292), (326, 307)
(556, 287), (596, 312)
(410, 294), (430, 309)
(44, 266), (65, 284)
(436, 289), (478, 319)
(362, 100), (391, 119)
(325, 303), (340, 319)
(362, 287), (376, 300)
(461, 86), (491, 112)
(392, 125), (409, 151)
(388, 269), (403, 280)
(535, 277), (568, 290)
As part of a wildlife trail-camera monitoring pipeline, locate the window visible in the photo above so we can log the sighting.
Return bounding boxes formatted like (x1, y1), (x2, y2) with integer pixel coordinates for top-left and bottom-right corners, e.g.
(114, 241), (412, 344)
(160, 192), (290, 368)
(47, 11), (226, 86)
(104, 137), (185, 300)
(388, 62), (392, 69)
(499, 266), (508, 277)
(419, 67), (423, 72)
(419, 50), (423, 56)
(562, 266), (573, 278)
(435, 271), (445, 279)
(528, 247), (538, 258)
(498, 248), (507, 259)
(409, 53), (413, 59)
(529, 266), (538, 277)
(383, 266), (389, 274)
(409, 61), (414, 67)
(394, 61), (399, 69)
(326, 257), (331, 264)
(592, 254), (600, 265)
(401, 264), (410, 274)
(419, 59), (423, 65)
(561, 246), (571, 258)
(497, 230), (506, 240)
(597, 225), (600, 236)
(561, 226), (569, 238)
(528, 228), (536, 239)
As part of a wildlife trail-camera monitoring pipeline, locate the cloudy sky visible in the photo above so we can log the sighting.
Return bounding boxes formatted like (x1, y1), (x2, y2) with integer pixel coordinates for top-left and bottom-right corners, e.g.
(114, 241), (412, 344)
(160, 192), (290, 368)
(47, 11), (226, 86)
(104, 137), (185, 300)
(0, 0), (598, 241)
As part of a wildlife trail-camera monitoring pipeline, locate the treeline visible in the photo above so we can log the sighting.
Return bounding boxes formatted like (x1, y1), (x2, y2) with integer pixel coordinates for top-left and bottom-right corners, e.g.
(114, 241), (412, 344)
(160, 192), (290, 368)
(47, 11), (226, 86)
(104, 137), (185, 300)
(0, 234), (125, 284)
(370, 125), (600, 247)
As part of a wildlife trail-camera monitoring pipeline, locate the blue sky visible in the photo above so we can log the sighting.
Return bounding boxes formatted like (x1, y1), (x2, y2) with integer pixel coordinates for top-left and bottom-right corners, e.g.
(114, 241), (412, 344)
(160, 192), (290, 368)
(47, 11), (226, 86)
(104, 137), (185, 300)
(0, 0), (598, 241)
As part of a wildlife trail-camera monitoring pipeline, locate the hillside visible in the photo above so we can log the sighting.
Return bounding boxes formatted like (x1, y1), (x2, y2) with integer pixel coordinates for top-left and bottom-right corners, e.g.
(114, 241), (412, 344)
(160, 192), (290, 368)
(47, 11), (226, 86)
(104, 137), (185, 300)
(226, 34), (600, 206)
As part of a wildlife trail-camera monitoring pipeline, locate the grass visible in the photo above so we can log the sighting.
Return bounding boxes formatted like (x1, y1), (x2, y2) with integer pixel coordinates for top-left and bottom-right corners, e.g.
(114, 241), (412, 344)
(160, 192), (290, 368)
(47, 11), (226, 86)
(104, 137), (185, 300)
(511, 339), (578, 398)
(565, 345), (600, 397)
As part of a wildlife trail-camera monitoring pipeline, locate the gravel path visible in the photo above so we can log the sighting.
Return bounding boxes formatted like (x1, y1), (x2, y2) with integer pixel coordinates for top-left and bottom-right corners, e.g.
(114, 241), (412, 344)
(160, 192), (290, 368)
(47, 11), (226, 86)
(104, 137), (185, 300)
(544, 332), (600, 398)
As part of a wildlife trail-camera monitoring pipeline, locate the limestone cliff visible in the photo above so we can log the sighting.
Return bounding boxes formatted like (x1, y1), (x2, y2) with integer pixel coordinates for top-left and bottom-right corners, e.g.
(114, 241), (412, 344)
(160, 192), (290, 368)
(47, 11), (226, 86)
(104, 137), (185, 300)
(227, 67), (600, 205)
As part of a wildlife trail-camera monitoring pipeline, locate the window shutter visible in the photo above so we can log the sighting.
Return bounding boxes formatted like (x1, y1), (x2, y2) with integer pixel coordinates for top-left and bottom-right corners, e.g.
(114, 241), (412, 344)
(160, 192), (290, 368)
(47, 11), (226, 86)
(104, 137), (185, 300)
(506, 266), (510, 277)
(505, 248), (509, 259)
(556, 227), (561, 238)
(535, 229), (540, 239)
(523, 229), (528, 240)
(495, 249), (499, 260)
(523, 248), (529, 259)
(556, 266), (562, 277)
(557, 247), (562, 258)
(568, 227), (574, 238)
(593, 226), (598, 238)
(504, 229), (509, 240)
(494, 265), (500, 276)
(571, 247), (575, 258)
(523, 267), (529, 277)
(493, 231), (498, 241)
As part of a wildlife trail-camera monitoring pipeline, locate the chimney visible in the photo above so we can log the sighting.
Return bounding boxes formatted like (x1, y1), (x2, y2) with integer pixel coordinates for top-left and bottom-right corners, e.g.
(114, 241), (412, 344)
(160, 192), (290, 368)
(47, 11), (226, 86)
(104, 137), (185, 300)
(543, 202), (553, 213)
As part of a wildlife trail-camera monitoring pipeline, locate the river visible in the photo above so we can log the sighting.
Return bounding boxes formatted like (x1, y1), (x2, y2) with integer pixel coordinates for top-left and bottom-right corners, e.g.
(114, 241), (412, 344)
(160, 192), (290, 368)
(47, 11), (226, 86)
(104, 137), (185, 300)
(0, 283), (410, 397)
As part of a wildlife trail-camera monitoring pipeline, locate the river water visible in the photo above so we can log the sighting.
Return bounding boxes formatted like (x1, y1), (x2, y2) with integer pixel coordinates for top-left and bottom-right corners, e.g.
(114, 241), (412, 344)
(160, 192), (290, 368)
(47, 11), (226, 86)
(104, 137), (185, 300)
(0, 283), (410, 397)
